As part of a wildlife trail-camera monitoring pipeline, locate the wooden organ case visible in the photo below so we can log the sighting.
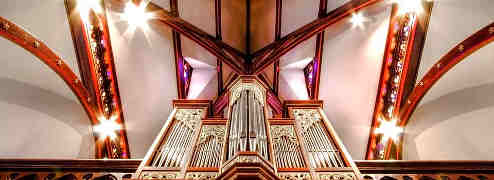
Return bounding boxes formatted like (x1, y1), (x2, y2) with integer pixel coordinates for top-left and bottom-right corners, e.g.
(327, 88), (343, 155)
(136, 77), (360, 180)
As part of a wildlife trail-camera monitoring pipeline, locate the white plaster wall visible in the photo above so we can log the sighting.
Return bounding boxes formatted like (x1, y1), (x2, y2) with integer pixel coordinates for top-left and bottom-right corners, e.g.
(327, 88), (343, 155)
(404, 0), (494, 160)
(319, 3), (391, 160)
(108, 11), (177, 158)
(0, 0), (93, 158)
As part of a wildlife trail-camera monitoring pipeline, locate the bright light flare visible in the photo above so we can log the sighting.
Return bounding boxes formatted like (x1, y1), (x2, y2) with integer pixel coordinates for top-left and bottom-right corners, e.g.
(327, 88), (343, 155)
(350, 12), (368, 30)
(391, 0), (424, 15)
(77, 0), (103, 23)
(375, 117), (403, 143)
(121, 1), (153, 32)
(93, 115), (122, 140)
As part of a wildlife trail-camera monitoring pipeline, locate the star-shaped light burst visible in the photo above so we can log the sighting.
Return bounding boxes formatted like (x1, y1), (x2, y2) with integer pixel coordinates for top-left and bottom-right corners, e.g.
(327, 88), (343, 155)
(119, 0), (155, 41)
(350, 12), (368, 30)
(93, 115), (122, 140)
(77, 0), (103, 24)
(374, 117), (403, 143)
(390, 0), (424, 15)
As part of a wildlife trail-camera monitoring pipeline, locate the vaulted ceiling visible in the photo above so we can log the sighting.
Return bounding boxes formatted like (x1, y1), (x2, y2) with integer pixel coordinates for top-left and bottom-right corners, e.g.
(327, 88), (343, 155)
(1, 0), (494, 160)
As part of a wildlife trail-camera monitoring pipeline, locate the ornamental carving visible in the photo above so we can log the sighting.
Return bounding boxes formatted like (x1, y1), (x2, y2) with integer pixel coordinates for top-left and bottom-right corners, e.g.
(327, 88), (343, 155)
(270, 125), (298, 145)
(198, 125), (226, 144)
(230, 82), (265, 106)
(175, 109), (203, 130)
(140, 172), (180, 179)
(185, 173), (218, 180)
(293, 109), (322, 131)
(278, 173), (311, 180)
(319, 173), (355, 180)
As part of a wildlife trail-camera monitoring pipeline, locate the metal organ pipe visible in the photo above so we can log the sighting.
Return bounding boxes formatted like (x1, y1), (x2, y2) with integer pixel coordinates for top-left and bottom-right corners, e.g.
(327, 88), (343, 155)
(227, 88), (269, 161)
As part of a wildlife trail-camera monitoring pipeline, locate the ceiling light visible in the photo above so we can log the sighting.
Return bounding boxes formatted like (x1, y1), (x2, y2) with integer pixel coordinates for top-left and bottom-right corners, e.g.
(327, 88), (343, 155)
(93, 115), (121, 140)
(374, 117), (403, 143)
(350, 12), (368, 30)
(77, 0), (103, 23)
(122, 1), (153, 31)
(391, 0), (424, 15)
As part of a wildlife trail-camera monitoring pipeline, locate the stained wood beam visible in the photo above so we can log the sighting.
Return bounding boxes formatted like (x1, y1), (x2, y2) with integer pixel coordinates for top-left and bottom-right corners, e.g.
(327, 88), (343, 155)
(215, 0), (224, 96)
(365, 1), (434, 160)
(272, 0), (282, 95)
(65, 0), (131, 159)
(251, 0), (383, 74)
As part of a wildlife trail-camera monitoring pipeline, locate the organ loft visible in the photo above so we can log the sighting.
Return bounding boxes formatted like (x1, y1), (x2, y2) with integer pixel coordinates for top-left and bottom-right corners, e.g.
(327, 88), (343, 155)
(136, 77), (360, 179)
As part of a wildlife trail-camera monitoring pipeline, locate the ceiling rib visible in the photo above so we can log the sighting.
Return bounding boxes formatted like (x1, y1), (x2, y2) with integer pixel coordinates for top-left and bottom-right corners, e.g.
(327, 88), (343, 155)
(215, 0), (224, 96)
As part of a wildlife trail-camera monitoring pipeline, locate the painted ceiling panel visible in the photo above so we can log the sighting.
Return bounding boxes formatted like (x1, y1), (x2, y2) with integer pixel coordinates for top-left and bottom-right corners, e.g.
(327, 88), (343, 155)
(108, 11), (178, 158)
(327, 0), (352, 13)
(181, 36), (217, 68)
(281, 0), (318, 37)
(187, 69), (218, 100)
(250, 0), (276, 52)
(178, 0), (216, 36)
(279, 36), (316, 69)
(277, 35), (316, 101)
(319, 2), (391, 160)
(222, 0), (247, 53)
(279, 69), (309, 100)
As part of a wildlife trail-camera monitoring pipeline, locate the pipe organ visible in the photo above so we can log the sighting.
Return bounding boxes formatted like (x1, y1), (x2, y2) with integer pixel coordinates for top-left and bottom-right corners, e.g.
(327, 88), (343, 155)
(136, 77), (360, 180)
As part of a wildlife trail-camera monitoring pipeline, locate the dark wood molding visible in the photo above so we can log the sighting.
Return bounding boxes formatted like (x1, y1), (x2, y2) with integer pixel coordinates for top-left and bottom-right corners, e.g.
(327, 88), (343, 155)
(215, 0), (224, 96)
(356, 160), (494, 174)
(1, 159), (494, 174)
(272, 0), (282, 96)
(0, 159), (140, 172)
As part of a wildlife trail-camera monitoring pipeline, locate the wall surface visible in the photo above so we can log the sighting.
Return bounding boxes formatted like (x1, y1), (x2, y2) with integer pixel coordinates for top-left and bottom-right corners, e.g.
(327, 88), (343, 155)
(319, 2), (391, 160)
(107, 7), (178, 158)
(0, 0), (92, 158)
(405, 0), (494, 159)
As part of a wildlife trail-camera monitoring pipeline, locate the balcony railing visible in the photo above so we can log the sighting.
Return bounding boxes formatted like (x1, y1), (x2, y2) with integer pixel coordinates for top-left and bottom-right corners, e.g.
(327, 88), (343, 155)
(0, 159), (492, 180)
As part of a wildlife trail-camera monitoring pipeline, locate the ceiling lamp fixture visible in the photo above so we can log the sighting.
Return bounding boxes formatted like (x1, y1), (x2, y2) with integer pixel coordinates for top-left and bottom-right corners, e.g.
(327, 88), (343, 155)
(77, 0), (103, 23)
(350, 12), (368, 30)
(122, 1), (153, 31)
(93, 115), (122, 140)
(391, 0), (424, 15)
(374, 117), (403, 143)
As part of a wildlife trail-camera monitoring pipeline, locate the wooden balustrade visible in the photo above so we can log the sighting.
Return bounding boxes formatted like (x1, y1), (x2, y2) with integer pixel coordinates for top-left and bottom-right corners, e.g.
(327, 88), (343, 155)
(0, 159), (492, 180)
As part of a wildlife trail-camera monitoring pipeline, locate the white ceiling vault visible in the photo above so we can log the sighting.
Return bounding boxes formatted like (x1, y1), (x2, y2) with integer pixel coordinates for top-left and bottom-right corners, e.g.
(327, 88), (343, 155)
(0, 0), (493, 161)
